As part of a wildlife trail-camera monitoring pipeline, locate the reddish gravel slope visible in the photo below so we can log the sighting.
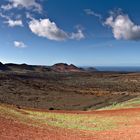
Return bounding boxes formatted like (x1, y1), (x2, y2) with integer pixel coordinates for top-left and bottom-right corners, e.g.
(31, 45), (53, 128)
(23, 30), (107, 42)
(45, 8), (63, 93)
(1, 107), (140, 140)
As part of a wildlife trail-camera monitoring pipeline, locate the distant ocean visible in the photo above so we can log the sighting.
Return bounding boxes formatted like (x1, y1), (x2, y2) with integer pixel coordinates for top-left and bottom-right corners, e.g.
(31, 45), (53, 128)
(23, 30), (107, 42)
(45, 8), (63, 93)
(95, 66), (140, 72)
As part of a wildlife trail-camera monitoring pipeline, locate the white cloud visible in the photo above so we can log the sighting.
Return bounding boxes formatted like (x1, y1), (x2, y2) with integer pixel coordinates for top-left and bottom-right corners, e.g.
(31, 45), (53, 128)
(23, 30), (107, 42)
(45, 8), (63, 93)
(28, 18), (85, 41)
(105, 14), (140, 41)
(84, 9), (102, 20)
(29, 18), (69, 41)
(5, 19), (23, 27)
(14, 41), (27, 48)
(1, 4), (13, 10)
(0, 13), (23, 27)
(70, 29), (85, 40)
(26, 12), (34, 20)
(1, 0), (42, 12)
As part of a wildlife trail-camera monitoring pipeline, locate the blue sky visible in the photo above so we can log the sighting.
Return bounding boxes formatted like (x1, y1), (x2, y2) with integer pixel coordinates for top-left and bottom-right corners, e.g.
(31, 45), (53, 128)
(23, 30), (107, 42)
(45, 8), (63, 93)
(0, 0), (140, 66)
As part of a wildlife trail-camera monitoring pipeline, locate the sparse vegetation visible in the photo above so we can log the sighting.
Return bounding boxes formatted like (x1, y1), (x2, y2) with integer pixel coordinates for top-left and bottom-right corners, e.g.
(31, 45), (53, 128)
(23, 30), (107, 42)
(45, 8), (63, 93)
(1, 103), (140, 133)
(0, 104), (123, 131)
(0, 72), (140, 110)
(99, 97), (140, 110)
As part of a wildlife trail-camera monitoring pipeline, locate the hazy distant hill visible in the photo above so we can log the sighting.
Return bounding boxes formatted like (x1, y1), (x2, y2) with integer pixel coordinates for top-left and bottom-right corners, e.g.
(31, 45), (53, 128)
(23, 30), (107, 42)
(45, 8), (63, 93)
(83, 67), (97, 72)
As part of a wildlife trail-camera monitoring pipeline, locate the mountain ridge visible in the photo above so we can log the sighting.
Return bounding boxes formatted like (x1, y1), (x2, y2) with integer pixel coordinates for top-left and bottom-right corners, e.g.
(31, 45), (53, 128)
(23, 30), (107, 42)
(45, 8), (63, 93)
(0, 62), (93, 73)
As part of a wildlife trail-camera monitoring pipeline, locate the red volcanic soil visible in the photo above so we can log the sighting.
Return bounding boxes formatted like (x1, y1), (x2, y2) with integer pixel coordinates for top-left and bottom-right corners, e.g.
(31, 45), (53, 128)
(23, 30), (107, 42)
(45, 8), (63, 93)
(1, 108), (140, 140)
(0, 117), (94, 140)
(95, 127), (140, 140)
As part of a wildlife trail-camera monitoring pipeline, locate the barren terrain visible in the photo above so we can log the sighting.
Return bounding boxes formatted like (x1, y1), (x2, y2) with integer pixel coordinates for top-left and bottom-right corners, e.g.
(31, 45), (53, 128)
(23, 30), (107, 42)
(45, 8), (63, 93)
(0, 71), (140, 110)
(1, 69), (140, 139)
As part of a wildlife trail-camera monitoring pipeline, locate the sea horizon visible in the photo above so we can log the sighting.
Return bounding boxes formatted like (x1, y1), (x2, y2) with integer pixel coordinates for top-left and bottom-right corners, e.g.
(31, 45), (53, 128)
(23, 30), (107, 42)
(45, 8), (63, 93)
(95, 66), (140, 72)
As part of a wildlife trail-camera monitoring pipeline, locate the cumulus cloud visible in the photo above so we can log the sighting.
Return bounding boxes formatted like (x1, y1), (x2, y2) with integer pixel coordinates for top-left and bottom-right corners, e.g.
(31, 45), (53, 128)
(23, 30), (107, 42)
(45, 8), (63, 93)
(105, 13), (140, 41)
(70, 29), (85, 40)
(0, 13), (23, 27)
(84, 9), (102, 20)
(29, 18), (69, 41)
(28, 18), (85, 41)
(1, 0), (42, 12)
(14, 41), (27, 48)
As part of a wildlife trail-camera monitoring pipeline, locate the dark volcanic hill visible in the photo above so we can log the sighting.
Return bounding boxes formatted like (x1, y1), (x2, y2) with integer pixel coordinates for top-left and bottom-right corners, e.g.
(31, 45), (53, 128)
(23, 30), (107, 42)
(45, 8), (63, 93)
(51, 63), (83, 72)
(6, 63), (34, 71)
(5, 63), (51, 73)
(0, 62), (9, 71)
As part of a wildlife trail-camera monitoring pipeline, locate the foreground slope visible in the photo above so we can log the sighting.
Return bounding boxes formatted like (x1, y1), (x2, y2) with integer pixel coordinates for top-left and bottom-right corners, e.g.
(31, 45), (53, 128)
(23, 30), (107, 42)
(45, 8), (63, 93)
(1, 103), (140, 140)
